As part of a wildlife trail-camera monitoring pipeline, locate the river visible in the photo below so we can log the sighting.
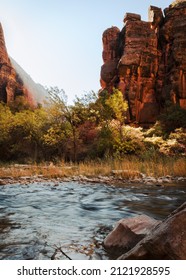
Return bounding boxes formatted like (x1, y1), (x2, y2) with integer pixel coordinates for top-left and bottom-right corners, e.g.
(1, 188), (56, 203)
(0, 181), (185, 260)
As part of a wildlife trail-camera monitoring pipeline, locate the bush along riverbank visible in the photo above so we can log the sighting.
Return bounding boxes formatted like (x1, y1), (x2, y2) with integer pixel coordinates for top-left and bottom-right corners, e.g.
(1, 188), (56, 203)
(0, 89), (186, 164)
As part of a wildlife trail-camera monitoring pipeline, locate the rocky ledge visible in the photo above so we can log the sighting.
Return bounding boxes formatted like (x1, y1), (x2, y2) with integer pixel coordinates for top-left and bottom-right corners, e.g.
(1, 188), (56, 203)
(104, 202), (186, 260)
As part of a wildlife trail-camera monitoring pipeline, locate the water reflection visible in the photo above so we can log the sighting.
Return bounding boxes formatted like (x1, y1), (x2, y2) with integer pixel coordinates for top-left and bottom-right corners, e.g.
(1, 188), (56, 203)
(0, 182), (185, 260)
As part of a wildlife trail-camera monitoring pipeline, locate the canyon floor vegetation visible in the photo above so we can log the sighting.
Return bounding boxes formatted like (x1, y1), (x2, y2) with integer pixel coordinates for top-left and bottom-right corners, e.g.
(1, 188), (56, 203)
(0, 87), (186, 179)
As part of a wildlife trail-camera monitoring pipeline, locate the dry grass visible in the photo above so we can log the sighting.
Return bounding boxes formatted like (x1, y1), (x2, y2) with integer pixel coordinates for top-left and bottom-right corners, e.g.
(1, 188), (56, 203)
(172, 158), (186, 177)
(0, 156), (185, 180)
(0, 164), (75, 179)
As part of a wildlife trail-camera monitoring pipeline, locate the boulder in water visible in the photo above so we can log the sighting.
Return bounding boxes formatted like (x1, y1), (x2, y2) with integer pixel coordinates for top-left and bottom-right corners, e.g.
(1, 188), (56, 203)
(118, 202), (186, 259)
(103, 215), (160, 258)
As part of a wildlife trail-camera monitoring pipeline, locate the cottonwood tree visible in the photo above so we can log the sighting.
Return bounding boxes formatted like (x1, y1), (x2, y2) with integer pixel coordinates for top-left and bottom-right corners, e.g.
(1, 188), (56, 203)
(46, 87), (85, 161)
(93, 88), (128, 157)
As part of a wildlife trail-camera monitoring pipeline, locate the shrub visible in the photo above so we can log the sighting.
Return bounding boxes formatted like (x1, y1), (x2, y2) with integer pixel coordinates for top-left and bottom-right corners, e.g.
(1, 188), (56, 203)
(144, 121), (164, 137)
(159, 139), (185, 156)
(166, 128), (186, 155)
(112, 125), (145, 158)
(144, 136), (164, 148)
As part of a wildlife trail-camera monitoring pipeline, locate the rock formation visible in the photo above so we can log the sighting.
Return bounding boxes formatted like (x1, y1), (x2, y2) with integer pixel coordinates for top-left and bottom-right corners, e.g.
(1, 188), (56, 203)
(117, 202), (186, 260)
(103, 202), (186, 260)
(100, 1), (186, 126)
(0, 23), (47, 106)
(103, 215), (160, 258)
(10, 57), (47, 105)
(0, 23), (31, 105)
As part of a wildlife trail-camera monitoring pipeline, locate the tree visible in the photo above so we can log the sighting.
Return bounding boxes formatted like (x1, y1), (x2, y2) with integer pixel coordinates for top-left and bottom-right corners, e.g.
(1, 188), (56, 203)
(0, 102), (48, 161)
(158, 103), (186, 135)
(95, 88), (128, 124)
(9, 108), (48, 161)
(93, 88), (129, 158)
(0, 86), (131, 162)
(105, 88), (128, 125)
(46, 87), (83, 161)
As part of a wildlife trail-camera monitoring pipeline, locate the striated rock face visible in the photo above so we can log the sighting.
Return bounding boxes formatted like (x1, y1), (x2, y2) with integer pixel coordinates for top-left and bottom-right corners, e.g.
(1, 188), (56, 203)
(100, 1), (186, 126)
(100, 27), (120, 90)
(158, 1), (186, 109)
(0, 23), (47, 106)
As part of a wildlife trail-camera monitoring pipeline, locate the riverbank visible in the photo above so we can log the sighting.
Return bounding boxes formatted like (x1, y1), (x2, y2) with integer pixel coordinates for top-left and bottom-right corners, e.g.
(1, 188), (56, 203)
(0, 162), (185, 187)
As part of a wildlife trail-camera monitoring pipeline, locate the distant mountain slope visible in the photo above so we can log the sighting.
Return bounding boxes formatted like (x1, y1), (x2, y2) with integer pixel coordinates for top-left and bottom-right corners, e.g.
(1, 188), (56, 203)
(10, 57), (48, 105)
(0, 22), (48, 106)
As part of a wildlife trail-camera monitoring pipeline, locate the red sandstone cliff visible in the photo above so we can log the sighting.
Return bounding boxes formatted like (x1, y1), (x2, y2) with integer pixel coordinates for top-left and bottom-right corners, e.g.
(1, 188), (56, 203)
(100, 1), (186, 126)
(0, 23), (34, 105)
(0, 23), (47, 106)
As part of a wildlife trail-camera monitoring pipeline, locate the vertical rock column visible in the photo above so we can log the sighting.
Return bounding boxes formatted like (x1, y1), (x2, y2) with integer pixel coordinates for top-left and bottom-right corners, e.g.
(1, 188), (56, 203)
(158, 1), (186, 109)
(100, 27), (120, 91)
(118, 13), (160, 125)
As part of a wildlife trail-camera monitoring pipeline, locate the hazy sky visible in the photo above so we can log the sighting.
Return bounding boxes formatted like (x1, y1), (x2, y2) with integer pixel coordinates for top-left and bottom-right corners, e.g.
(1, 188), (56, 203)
(1, 0), (172, 103)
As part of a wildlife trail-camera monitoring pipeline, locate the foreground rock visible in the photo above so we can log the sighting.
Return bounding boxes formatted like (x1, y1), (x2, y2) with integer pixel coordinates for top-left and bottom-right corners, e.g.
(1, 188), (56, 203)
(103, 215), (160, 258)
(117, 202), (186, 259)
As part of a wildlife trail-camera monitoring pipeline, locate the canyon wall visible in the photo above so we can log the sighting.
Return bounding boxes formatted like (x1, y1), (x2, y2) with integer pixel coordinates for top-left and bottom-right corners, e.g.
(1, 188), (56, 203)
(100, 1), (186, 126)
(0, 23), (34, 105)
(0, 23), (47, 106)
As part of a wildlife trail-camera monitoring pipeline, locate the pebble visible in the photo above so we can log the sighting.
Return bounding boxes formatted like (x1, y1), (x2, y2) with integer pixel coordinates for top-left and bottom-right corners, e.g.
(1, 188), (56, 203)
(177, 177), (185, 181)
(0, 179), (6, 185)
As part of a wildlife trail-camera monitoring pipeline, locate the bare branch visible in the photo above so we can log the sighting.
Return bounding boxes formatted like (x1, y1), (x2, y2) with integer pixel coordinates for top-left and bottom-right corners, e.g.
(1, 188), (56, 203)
(51, 245), (72, 260)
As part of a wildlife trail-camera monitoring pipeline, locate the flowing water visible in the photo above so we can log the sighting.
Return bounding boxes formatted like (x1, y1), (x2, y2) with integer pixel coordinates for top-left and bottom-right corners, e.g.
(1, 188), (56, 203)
(0, 181), (185, 260)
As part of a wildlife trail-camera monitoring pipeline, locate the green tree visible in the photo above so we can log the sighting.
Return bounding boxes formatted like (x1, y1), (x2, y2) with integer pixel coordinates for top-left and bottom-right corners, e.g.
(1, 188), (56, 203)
(91, 88), (129, 158)
(158, 103), (186, 135)
(95, 88), (128, 125)
(0, 102), (48, 161)
(46, 87), (83, 161)
(9, 108), (48, 161)
(105, 88), (128, 126)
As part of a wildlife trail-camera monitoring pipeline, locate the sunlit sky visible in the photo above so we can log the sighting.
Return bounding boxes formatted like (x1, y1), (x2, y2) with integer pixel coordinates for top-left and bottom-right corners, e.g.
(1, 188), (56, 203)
(1, 0), (172, 103)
